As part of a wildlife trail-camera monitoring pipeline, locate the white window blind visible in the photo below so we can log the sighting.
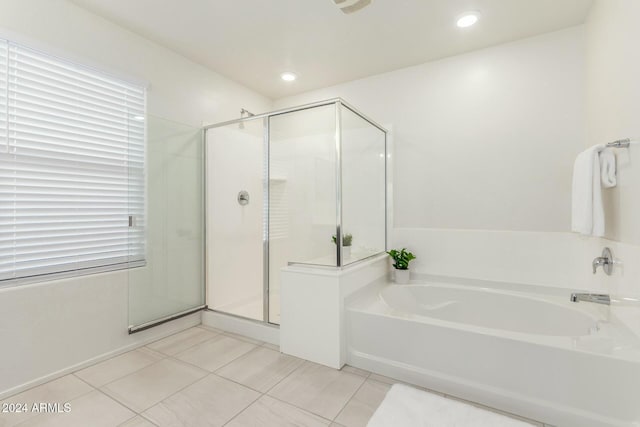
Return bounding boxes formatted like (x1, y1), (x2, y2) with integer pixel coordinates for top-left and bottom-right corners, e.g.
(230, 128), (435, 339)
(0, 39), (146, 284)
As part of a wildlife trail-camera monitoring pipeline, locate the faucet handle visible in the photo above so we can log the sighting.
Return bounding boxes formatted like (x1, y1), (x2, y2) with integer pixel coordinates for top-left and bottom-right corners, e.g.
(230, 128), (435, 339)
(592, 248), (613, 275)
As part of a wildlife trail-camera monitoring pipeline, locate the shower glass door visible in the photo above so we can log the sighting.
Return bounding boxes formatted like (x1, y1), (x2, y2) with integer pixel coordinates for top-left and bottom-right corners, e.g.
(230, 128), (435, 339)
(207, 118), (266, 322)
(268, 105), (337, 323)
(128, 115), (205, 331)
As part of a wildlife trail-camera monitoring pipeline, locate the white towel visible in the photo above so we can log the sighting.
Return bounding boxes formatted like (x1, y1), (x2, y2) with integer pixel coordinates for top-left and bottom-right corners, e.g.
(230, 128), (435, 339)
(571, 145), (616, 237)
(600, 147), (617, 188)
(367, 384), (532, 427)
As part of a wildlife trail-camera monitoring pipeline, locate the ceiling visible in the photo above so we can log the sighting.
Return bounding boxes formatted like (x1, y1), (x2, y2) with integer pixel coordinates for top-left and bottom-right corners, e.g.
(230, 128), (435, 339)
(70, 0), (593, 99)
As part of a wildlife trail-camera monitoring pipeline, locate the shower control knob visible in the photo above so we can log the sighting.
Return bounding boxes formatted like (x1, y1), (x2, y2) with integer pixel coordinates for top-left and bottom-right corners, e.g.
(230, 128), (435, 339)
(592, 247), (613, 275)
(237, 190), (250, 206)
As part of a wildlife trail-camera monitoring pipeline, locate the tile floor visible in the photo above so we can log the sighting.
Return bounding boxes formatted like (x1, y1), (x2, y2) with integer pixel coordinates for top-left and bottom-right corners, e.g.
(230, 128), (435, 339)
(0, 326), (547, 427)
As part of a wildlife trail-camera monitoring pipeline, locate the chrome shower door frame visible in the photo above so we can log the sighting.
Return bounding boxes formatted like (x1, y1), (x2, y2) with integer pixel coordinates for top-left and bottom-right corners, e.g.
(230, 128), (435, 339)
(203, 98), (388, 326)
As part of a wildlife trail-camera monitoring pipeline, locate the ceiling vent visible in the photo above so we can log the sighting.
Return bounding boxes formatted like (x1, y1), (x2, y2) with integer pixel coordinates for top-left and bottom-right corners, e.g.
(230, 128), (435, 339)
(332, 0), (372, 14)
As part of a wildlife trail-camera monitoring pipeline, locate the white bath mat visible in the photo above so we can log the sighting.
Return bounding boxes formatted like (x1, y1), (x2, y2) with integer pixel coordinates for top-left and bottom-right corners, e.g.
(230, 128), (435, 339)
(367, 384), (533, 427)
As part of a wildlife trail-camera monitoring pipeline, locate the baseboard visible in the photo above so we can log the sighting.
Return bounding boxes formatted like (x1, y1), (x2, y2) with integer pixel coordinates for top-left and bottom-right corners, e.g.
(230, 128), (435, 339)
(348, 350), (627, 427)
(0, 312), (201, 400)
(202, 309), (279, 346)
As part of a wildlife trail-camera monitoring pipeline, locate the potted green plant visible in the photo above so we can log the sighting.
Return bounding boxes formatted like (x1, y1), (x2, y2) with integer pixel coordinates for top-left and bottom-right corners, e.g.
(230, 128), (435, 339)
(332, 233), (353, 258)
(387, 248), (416, 284)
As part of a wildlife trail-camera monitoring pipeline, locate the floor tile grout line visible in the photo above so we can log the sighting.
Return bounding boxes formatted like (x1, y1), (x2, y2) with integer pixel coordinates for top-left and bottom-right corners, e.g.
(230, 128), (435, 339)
(260, 341), (278, 348)
(8, 330), (287, 422)
(197, 324), (274, 348)
(72, 349), (168, 390)
(117, 413), (142, 427)
(208, 342), (264, 374)
(342, 366), (372, 380)
(165, 348), (243, 375)
(125, 368), (212, 417)
(219, 390), (264, 427)
(4, 375), (99, 427)
(147, 328), (223, 359)
(98, 385), (154, 415)
(116, 358), (262, 418)
(164, 340), (259, 378)
(93, 357), (169, 391)
(331, 371), (369, 422)
(214, 364), (305, 395)
(70, 372), (101, 392)
(147, 325), (219, 348)
(139, 411), (161, 426)
(13, 385), (136, 427)
(95, 353), (210, 415)
(2, 372), (98, 404)
(260, 358), (309, 396)
(160, 336), (222, 361)
(5, 374), (98, 426)
(208, 372), (269, 396)
(211, 347), (306, 395)
(220, 331), (265, 346)
(263, 392), (336, 424)
(88, 388), (142, 418)
(262, 360), (369, 423)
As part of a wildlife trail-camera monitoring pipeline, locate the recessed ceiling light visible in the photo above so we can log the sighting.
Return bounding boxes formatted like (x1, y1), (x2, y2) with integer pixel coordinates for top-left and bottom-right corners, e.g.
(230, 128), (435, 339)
(456, 12), (480, 28)
(280, 72), (297, 82)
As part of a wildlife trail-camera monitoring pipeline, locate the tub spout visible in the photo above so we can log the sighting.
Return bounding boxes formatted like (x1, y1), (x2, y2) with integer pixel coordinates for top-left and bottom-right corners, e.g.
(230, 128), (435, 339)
(570, 293), (610, 305)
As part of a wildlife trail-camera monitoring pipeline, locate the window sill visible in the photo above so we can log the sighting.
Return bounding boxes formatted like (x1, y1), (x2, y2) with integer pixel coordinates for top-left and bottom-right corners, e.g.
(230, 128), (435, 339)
(0, 260), (147, 290)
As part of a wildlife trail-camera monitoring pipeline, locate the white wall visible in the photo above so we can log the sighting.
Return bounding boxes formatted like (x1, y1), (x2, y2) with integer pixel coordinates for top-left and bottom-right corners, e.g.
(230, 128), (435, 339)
(0, 0), (272, 396)
(0, 272), (201, 399)
(275, 28), (604, 290)
(392, 228), (640, 298)
(276, 27), (586, 233)
(275, 20), (640, 298)
(585, 0), (640, 246)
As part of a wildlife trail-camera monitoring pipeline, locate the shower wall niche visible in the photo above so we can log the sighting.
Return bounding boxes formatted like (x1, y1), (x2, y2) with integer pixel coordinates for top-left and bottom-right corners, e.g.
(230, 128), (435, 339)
(205, 99), (387, 325)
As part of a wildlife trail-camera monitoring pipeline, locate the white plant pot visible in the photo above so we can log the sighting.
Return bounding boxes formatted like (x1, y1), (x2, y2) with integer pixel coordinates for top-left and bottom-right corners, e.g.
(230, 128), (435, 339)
(342, 246), (351, 259)
(394, 268), (410, 284)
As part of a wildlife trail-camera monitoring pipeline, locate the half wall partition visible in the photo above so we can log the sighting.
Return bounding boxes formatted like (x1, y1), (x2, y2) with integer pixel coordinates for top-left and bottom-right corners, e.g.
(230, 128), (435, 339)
(205, 99), (387, 325)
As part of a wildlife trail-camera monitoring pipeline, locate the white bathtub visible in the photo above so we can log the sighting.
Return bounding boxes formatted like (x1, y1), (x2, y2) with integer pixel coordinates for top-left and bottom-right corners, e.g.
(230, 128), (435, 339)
(346, 280), (640, 427)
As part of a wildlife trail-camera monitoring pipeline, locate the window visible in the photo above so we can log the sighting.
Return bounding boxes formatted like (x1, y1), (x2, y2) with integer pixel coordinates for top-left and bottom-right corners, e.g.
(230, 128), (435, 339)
(0, 39), (146, 285)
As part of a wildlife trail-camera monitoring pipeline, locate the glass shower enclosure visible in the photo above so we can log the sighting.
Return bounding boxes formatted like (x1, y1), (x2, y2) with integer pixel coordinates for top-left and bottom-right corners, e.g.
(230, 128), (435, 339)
(206, 99), (387, 325)
(128, 115), (206, 333)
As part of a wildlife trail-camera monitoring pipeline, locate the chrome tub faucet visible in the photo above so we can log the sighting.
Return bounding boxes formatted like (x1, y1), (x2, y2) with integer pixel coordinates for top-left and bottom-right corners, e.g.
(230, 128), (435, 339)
(570, 293), (611, 305)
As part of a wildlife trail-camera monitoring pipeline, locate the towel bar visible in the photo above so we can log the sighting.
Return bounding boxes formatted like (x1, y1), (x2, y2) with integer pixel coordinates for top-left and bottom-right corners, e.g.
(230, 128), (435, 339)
(607, 138), (631, 148)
